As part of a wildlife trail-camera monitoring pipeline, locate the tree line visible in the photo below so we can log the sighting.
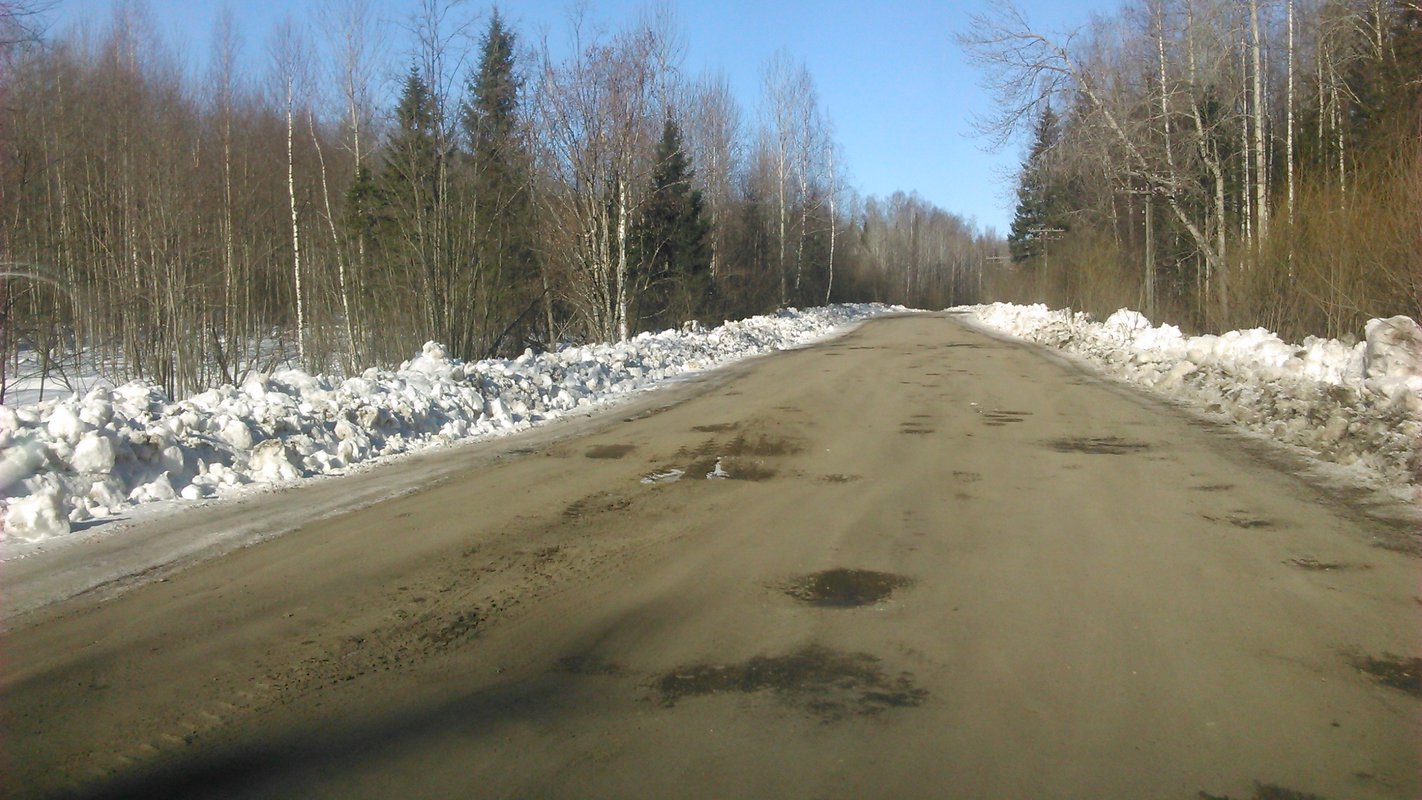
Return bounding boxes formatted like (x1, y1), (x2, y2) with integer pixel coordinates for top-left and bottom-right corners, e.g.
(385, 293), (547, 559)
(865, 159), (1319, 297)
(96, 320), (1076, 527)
(0, 1), (998, 401)
(966, 0), (1420, 338)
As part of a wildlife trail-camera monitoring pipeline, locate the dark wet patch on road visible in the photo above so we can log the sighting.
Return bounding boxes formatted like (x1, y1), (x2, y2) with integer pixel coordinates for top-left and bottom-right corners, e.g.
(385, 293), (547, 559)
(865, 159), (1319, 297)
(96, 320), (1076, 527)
(654, 645), (927, 720)
(818, 473), (862, 484)
(1199, 782), (1331, 800)
(691, 422), (739, 433)
(562, 493), (633, 520)
(783, 569), (911, 608)
(1046, 436), (1152, 454)
(1348, 652), (1422, 697)
(982, 410), (1031, 426)
(723, 432), (803, 457)
(952, 470), (982, 482)
(557, 654), (624, 676)
(899, 422), (935, 435)
(585, 444), (636, 459)
(1192, 483), (1236, 492)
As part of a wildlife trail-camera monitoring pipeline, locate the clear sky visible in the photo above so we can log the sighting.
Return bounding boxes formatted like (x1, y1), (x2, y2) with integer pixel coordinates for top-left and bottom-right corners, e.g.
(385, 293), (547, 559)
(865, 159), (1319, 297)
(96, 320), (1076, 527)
(47, 0), (1111, 236)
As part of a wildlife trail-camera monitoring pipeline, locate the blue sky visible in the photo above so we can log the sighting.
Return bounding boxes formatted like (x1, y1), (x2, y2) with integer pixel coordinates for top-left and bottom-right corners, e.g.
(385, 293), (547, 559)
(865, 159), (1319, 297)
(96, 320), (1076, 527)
(49, 0), (1111, 236)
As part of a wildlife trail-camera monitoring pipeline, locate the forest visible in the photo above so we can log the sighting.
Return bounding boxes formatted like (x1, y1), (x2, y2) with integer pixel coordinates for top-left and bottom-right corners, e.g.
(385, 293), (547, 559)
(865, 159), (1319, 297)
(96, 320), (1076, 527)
(0, 1), (995, 401)
(969, 0), (1421, 340)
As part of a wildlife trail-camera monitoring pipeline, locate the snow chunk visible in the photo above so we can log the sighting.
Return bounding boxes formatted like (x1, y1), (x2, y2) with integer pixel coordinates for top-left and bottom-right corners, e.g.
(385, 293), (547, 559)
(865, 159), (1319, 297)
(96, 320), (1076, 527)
(71, 432), (117, 474)
(5, 488), (71, 541)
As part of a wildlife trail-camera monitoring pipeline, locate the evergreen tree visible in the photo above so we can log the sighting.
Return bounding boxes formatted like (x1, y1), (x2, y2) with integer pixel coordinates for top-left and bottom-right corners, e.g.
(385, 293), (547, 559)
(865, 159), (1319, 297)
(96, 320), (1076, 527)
(1008, 105), (1068, 263)
(461, 10), (536, 355)
(631, 117), (712, 329)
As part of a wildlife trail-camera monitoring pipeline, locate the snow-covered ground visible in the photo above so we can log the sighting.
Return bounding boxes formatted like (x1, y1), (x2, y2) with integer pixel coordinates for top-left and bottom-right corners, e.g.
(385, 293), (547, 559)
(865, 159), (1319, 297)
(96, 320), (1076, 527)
(0, 305), (900, 544)
(954, 303), (1422, 507)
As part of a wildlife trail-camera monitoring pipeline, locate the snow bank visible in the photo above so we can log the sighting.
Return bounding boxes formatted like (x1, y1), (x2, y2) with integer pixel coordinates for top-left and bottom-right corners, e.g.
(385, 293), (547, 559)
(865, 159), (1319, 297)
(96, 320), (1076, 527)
(956, 303), (1422, 494)
(0, 305), (896, 542)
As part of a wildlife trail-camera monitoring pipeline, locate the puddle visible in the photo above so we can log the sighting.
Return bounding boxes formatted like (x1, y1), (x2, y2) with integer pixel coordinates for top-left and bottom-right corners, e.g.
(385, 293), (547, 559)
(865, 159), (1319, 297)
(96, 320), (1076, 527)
(783, 568), (911, 608)
(654, 645), (927, 720)
(557, 654), (624, 676)
(1287, 557), (1369, 572)
(586, 444), (637, 459)
(818, 474), (863, 484)
(692, 423), (740, 433)
(1200, 783), (1331, 800)
(686, 457), (776, 482)
(1349, 652), (1422, 697)
(1046, 436), (1151, 455)
(641, 469), (685, 485)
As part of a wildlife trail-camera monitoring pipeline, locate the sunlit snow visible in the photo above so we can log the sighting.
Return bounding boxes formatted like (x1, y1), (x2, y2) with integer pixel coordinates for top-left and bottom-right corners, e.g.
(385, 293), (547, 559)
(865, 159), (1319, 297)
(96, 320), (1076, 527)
(0, 305), (897, 542)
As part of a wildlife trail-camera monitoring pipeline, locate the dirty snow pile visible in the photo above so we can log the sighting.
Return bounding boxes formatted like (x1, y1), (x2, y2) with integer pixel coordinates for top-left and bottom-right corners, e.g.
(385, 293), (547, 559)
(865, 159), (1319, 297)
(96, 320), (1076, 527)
(958, 303), (1422, 494)
(0, 304), (895, 543)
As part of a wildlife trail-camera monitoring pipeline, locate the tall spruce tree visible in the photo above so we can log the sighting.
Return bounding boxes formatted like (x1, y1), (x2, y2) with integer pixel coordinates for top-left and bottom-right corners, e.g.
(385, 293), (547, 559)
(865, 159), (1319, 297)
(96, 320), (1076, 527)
(632, 117), (712, 329)
(461, 10), (536, 355)
(377, 65), (449, 353)
(1008, 105), (1068, 263)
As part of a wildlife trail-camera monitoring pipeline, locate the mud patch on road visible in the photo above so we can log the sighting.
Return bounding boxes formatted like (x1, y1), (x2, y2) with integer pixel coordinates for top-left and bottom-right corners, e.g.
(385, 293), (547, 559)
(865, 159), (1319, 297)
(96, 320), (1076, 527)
(1348, 652), (1422, 697)
(1193, 483), (1236, 492)
(1046, 436), (1151, 455)
(818, 473), (862, 484)
(899, 422), (935, 435)
(654, 645), (927, 720)
(691, 422), (740, 433)
(783, 569), (911, 608)
(585, 444), (636, 459)
(952, 470), (982, 482)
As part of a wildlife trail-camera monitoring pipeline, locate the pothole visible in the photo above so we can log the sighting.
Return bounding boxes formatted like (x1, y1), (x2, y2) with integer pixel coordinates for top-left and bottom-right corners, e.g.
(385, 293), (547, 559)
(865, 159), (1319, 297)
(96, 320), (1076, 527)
(585, 444), (636, 459)
(783, 568), (911, 608)
(1046, 436), (1151, 455)
(1287, 558), (1369, 572)
(1348, 652), (1422, 697)
(687, 457), (776, 481)
(1203, 512), (1275, 529)
(654, 645), (927, 720)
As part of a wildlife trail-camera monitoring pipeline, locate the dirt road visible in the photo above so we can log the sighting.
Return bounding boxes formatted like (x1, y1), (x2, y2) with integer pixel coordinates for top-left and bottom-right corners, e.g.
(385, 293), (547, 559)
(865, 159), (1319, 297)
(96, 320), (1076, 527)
(4, 313), (1419, 799)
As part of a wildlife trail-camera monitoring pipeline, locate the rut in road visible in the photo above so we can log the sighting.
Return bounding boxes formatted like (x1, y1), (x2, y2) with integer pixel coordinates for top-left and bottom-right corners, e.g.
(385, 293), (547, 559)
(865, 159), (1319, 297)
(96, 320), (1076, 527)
(3, 313), (1418, 800)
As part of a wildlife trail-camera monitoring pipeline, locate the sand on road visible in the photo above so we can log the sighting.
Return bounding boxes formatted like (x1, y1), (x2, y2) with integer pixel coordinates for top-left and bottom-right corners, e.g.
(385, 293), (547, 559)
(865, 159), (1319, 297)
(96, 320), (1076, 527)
(4, 313), (1418, 799)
